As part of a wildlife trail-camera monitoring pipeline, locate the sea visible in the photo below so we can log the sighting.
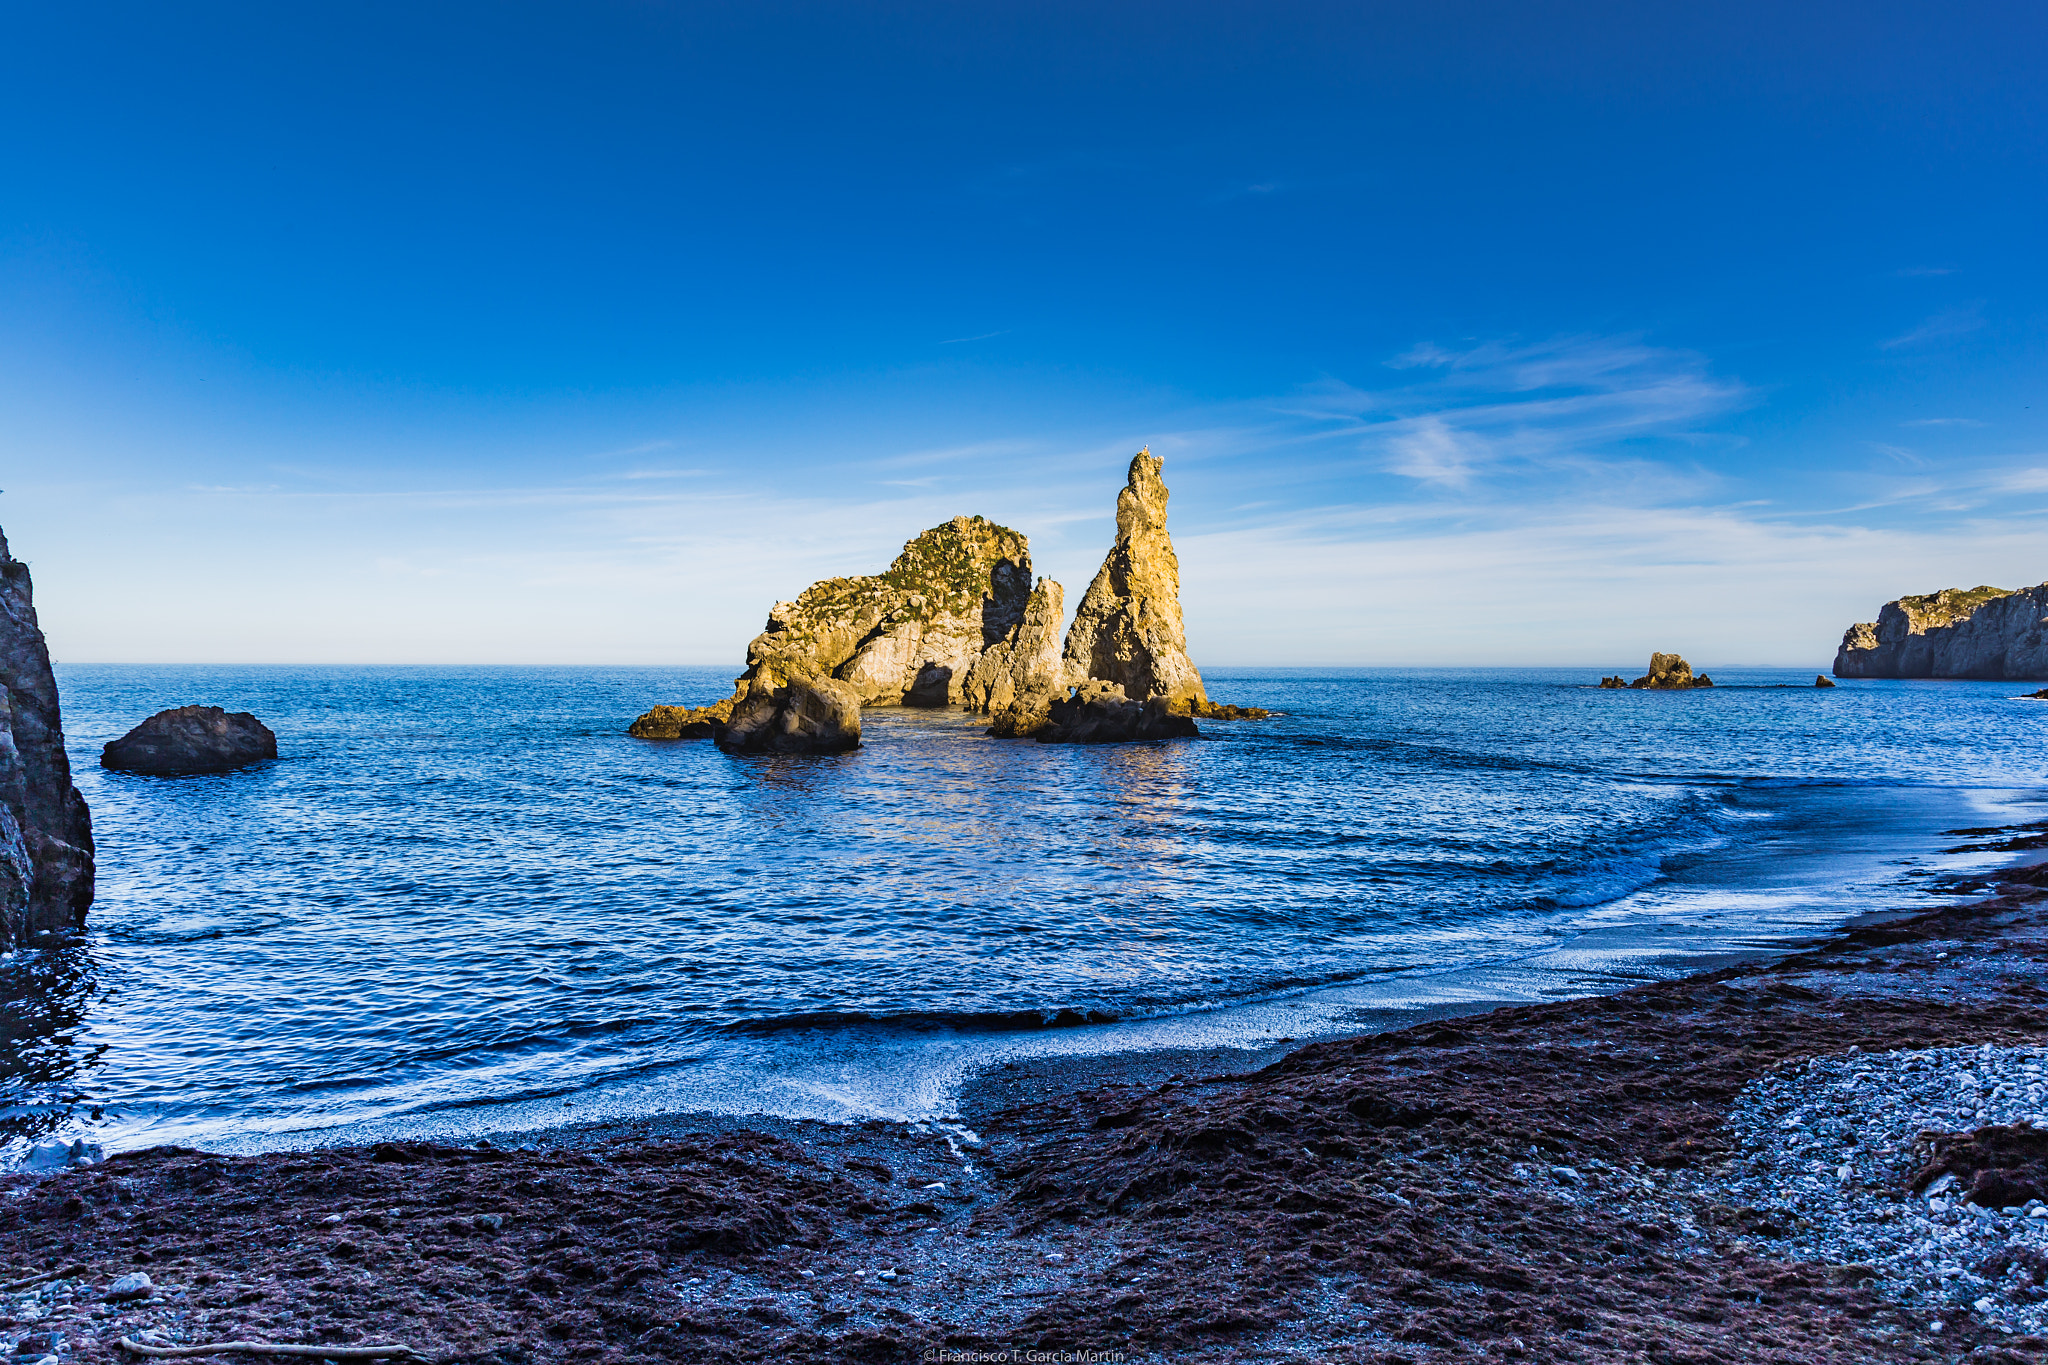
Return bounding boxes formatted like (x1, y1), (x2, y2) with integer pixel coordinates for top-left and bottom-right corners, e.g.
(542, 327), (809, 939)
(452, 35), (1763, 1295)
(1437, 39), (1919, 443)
(4, 664), (2044, 1158)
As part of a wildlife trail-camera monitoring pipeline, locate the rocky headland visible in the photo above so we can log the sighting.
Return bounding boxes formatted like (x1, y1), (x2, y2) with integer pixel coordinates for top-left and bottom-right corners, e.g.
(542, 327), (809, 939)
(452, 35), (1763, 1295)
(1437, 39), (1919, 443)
(1835, 584), (2048, 681)
(0, 528), (93, 944)
(100, 707), (277, 776)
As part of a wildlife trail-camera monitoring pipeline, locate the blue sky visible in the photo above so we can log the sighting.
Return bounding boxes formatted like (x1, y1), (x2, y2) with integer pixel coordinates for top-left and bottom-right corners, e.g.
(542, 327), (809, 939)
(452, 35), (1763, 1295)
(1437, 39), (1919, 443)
(3, 1), (2043, 665)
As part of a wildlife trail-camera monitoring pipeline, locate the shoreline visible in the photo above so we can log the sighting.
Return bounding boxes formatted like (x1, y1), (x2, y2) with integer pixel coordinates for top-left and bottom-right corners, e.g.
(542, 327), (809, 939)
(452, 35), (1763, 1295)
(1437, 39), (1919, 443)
(91, 777), (2032, 1161)
(1, 826), (2045, 1360)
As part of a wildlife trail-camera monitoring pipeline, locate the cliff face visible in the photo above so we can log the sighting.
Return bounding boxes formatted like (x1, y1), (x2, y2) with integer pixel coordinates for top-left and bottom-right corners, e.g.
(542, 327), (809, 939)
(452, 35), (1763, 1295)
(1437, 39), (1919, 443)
(0, 530), (93, 941)
(1834, 583), (2048, 680)
(1059, 450), (1207, 712)
(743, 514), (1034, 706)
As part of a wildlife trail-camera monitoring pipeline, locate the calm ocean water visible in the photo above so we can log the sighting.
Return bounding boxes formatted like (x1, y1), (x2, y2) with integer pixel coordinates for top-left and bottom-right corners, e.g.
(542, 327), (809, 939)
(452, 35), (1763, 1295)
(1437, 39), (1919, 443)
(4, 665), (2044, 1154)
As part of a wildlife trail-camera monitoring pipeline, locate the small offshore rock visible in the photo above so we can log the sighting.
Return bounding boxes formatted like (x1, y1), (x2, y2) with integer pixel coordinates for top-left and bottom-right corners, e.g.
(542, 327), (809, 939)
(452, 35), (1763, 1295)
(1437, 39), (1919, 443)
(104, 1272), (152, 1301)
(1036, 682), (1199, 745)
(627, 695), (736, 740)
(1190, 700), (1270, 720)
(1814, 674), (1836, 688)
(1627, 653), (1714, 690)
(986, 691), (1056, 739)
(1597, 675), (1628, 688)
(715, 677), (862, 755)
(101, 706), (276, 775)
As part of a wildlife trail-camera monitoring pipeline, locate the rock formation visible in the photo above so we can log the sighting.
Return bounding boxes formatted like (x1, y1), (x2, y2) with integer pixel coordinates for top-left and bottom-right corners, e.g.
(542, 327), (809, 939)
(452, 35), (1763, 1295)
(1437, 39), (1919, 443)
(627, 696), (736, 740)
(960, 577), (1065, 716)
(1035, 681), (1200, 745)
(101, 706), (279, 775)
(1814, 675), (1835, 689)
(749, 515), (1034, 707)
(0, 529), (94, 942)
(1834, 584), (2048, 680)
(631, 454), (1258, 749)
(1598, 675), (1628, 689)
(629, 515), (1041, 753)
(1628, 654), (1714, 690)
(714, 677), (861, 755)
(1059, 450), (1209, 713)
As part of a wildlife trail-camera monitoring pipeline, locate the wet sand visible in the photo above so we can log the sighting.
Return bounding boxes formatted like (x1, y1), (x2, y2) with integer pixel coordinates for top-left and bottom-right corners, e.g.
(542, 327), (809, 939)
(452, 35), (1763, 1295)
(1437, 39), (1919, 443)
(4, 826), (2047, 1364)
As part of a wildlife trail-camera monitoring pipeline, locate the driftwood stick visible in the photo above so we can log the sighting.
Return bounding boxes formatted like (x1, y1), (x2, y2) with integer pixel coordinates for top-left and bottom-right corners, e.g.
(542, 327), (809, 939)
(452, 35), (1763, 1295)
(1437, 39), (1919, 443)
(0, 1263), (89, 1291)
(117, 1339), (424, 1360)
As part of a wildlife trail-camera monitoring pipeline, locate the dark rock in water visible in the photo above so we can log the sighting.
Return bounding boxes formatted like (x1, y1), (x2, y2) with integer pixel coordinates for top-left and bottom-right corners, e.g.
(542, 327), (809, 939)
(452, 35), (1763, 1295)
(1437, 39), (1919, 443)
(987, 691), (1056, 739)
(628, 695), (736, 739)
(1037, 681), (1200, 745)
(1815, 675), (1836, 688)
(1835, 583), (2048, 680)
(1598, 676), (1628, 689)
(102, 706), (278, 775)
(714, 678), (862, 755)
(1189, 700), (1270, 720)
(0, 528), (94, 942)
(1628, 653), (1713, 690)
(2026, 688), (2048, 700)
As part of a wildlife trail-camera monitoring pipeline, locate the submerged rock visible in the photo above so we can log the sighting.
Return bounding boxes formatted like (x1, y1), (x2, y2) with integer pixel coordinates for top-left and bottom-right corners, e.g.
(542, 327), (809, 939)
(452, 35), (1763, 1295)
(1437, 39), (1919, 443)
(0, 528), (94, 942)
(1036, 681), (1200, 745)
(628, 696), (736, 739)
(1060, 450), (1209, 713)
(714, 677), (862, 755)
(1834, 583), (2048, 680)
(1628, 653), (1713, 690)
(102, 706), (278, 775)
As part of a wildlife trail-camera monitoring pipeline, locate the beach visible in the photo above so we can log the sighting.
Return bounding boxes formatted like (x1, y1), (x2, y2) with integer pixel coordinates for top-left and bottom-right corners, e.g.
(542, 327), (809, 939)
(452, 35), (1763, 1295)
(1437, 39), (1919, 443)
(4, 821), (2045, 1364)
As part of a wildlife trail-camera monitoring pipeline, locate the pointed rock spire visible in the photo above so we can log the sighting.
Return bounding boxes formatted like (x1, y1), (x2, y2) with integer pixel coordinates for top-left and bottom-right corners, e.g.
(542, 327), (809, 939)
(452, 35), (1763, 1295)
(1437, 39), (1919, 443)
(1059, 449), (1207, 712)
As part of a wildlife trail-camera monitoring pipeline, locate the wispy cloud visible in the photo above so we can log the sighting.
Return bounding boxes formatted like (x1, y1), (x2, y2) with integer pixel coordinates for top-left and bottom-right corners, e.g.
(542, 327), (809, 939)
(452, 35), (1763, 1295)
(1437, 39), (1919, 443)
(938, 330), (1010, 345)
(1881, 304), (1985, 349)
(1902, 417), (1987, 428)
(1286, 336), (1748, 491)
(592, 438), (676, 459)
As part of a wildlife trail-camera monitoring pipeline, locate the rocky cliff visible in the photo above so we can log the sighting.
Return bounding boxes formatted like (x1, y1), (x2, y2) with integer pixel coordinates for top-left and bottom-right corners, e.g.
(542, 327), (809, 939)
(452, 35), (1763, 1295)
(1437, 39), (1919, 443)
(1058, 449), (1208, 712)
(1834, 584), (2048, 680)
(0, 529), (93, 942)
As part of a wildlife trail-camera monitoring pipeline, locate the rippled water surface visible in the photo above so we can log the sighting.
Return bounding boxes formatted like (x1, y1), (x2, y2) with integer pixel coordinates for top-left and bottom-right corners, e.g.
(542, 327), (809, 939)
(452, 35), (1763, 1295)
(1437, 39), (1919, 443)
(8, 665), (2047, 1151)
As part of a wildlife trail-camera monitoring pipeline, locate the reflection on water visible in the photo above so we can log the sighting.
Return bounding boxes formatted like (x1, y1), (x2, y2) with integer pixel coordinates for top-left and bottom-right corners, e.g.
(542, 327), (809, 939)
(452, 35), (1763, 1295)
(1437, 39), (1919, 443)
(0, 943), (105, 1140)
(0, 662), (2040, 1152)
